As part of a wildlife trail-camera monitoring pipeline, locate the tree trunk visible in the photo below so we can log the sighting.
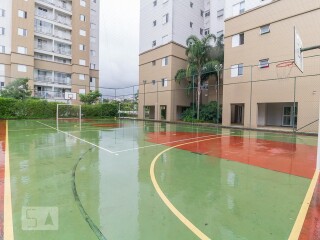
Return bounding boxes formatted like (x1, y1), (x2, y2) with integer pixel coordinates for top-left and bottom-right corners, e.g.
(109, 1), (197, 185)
(197, 74), (201, 120)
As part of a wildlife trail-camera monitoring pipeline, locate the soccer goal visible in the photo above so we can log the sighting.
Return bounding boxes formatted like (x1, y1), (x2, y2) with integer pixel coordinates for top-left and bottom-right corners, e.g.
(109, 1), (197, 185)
(56, 104), (82, 129)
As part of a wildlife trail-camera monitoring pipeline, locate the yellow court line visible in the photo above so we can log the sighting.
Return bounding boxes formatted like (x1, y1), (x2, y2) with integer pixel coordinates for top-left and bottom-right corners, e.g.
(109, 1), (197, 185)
(288, 170), (320, 240)
(4, 120), (14, 239)
(150, 136), (225, 240)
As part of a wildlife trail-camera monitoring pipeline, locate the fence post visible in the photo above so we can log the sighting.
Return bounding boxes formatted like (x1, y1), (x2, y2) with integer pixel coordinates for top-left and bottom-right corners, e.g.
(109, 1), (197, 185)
(192, 75), (195, 124)
(249, 65), (253, 129)
(293, 77), (296, 133)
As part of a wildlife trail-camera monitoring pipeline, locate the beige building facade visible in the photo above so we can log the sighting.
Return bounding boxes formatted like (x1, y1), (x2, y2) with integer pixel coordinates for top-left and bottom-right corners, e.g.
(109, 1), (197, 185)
(0, 0), (99, 103)
(223, 0), (320, 132)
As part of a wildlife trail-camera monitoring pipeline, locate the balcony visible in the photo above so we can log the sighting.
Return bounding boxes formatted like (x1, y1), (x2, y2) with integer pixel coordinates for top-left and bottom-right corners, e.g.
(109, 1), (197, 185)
(34, 25), (53, 36)
(54, 30), (71, 41)
(35, 10), (54, 20)
(55, 14), (71, 26)
(35, 76), (71, 85)
(35, 90), (65, 99)
(34, 44), (53, 53)
(54, 47), (71, 56)
(38, 0), (72, 13)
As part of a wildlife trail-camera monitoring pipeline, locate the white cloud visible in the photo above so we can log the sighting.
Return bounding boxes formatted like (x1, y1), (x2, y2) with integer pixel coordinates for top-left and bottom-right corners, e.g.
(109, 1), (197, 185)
(99, 0), (140, 95)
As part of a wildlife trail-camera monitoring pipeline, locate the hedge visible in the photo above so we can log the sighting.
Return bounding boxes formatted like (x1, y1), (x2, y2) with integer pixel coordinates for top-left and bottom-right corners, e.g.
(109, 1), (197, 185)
(0, 97), (118, 119)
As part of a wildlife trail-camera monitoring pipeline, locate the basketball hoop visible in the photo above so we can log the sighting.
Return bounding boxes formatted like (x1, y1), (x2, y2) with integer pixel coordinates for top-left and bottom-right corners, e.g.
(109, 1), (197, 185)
(276, 60), (294, 79)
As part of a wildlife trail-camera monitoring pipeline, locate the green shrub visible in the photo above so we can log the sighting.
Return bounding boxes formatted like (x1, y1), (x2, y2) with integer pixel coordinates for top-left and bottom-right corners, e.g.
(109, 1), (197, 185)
(181, 101), (222, 123)
(0, 97), (118, 119)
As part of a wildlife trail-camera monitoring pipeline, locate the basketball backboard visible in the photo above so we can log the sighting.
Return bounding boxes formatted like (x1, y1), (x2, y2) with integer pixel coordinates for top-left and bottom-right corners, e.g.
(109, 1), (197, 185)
(64, 92), (77, 100)
(294, 27), (303, 73)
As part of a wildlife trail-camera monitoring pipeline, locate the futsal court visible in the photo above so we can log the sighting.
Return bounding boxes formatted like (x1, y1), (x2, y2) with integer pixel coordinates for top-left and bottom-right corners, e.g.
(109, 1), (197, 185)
(0, 119), (319, 240)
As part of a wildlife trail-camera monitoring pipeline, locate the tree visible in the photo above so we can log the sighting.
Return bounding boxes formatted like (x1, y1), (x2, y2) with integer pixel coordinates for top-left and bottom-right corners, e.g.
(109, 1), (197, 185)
(79, 91), (102, 104)
(175, 34), (220, 120)
(0, 78), (31, 99)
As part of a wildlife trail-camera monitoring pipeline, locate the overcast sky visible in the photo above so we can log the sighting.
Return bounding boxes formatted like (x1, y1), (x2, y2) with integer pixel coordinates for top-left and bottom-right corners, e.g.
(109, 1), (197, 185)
(99, 0), (140, 93)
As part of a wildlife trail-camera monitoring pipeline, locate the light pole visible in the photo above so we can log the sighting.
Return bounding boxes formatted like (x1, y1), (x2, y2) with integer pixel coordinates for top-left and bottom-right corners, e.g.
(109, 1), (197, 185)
(214, 64), (223, 124)
(118, 102), (121, 118)
(143, 80), (146, 119)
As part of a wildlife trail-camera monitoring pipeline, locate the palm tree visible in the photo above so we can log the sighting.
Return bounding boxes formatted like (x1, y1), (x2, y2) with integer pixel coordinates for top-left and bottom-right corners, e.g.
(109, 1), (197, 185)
(175, 34), (220, 120)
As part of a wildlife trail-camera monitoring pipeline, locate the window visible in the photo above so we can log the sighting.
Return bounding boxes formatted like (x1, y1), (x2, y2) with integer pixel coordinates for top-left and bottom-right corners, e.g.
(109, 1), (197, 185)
(0, 82), (4, 87)
(80, 0), (86, 7)
(17, 46), (27, 54)
(92, 0), (96, 3)
(190, 2), (193, 8)
(204, 28), (210, 35)
(90, 50), (96, 56)
(205, 10), (210, 17)
(152, 80), (156, 85)
(259, 59), (269, 68)
(79, 59), (86, 66)
(190, 22), (193, 28)
(90, 36), (96, 43)
(79, 89), (86, 94)
(79, 44), (85, 51)
(232, 33), (244, 47)
(152, 60), (156, 66)
(79, 74), (85, 80)
(18, 10), (27, 18)
(217, 30), (223, 38)
(0, 45), (5, 53)
(90, 77), (96, 83)
(163, 0), (168, 3)
(90, 23), (96, 29)
(162, 57), (168, 66)
(0, 9), (5, 17)
(79, 29), (86, 36)
(153, 0), (157, 6)
(162, 13), (169, 24)
(18, 28), (27, 36)
(153, 20), (157, 27)
(260, 24), (270, 34)
(0, 28), (4, 35)
(217, 9), (224, 18)
(200, 10), (204, 17)
(161, 78), (168, 87)
(80, 14), (86, 21)
(231, 64), (244, 77)
(233, 1), (245, 16)
(90, 63), (95, 69)
(200, 28), (203, 35)
(152, 40), (156, 47)
(17, 64), (27, 72)
(162, 35), (169, 44)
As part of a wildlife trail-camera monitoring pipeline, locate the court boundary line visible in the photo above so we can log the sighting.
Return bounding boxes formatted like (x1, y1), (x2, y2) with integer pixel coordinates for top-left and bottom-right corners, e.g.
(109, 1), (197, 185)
(4, 120), (14, 240)
(288, 170), (320, 240)
(150, 136), (226, 240)
(36, 121), (115, 154)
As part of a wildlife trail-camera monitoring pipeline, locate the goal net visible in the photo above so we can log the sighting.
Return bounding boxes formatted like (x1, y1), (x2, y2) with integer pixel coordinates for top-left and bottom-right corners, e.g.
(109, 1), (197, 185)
(56, 104), (82, 129)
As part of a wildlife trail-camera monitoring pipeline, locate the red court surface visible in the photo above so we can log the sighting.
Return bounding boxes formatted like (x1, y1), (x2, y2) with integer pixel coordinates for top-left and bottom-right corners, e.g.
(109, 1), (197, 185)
(299, 174), (320, 240)
(0, 121), (6, 238)
(147, 132), (317, 179)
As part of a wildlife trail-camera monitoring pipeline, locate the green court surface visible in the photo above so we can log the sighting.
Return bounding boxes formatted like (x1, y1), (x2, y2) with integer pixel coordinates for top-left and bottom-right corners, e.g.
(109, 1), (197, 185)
(6, 119), (318, 239)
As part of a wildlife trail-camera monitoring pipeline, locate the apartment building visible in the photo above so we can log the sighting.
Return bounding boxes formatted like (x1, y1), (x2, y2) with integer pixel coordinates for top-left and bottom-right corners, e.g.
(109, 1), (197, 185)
(223, 0), (320, 132)
(138, 0), (225, 121)
(0, 0), (99, 102)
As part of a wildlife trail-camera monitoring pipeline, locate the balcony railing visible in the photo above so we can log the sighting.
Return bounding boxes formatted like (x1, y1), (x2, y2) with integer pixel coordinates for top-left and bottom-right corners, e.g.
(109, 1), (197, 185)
(54, 32), (71, 41)
(34, 44), (53, 52)
(55, 16), (71, 26)
(38, 0), (72, 12)
(35, 76), (53, 83)
(54, 48), (71, 56)
(35, 26), (53, 36)
(35, 10), (54, 20)
(35, 76), (71, 85)
(35, 91), (66, 99)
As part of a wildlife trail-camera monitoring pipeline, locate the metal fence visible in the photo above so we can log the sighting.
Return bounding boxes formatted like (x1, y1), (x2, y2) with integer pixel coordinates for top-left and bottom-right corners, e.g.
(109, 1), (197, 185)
(1, 55), (320, 133)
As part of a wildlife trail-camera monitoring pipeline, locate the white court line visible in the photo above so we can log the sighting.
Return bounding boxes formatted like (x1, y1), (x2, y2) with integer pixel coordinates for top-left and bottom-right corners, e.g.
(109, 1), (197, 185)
(36, 121), (115, 154)
(113, 133), (226, 154)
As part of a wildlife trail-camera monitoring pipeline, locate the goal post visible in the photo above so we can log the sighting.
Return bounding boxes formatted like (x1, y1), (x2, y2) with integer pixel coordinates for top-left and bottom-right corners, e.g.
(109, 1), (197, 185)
(56, 104), (82, 130)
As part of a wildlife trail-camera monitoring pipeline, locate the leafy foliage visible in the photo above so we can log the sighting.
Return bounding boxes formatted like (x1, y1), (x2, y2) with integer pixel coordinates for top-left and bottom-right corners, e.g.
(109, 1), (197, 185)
(181, 101), (222, 123)
(0, 98), (119, 119)
(175, 34), (223, 120)
(79, 91), (102, 105)
(0, 78), (31, 99)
